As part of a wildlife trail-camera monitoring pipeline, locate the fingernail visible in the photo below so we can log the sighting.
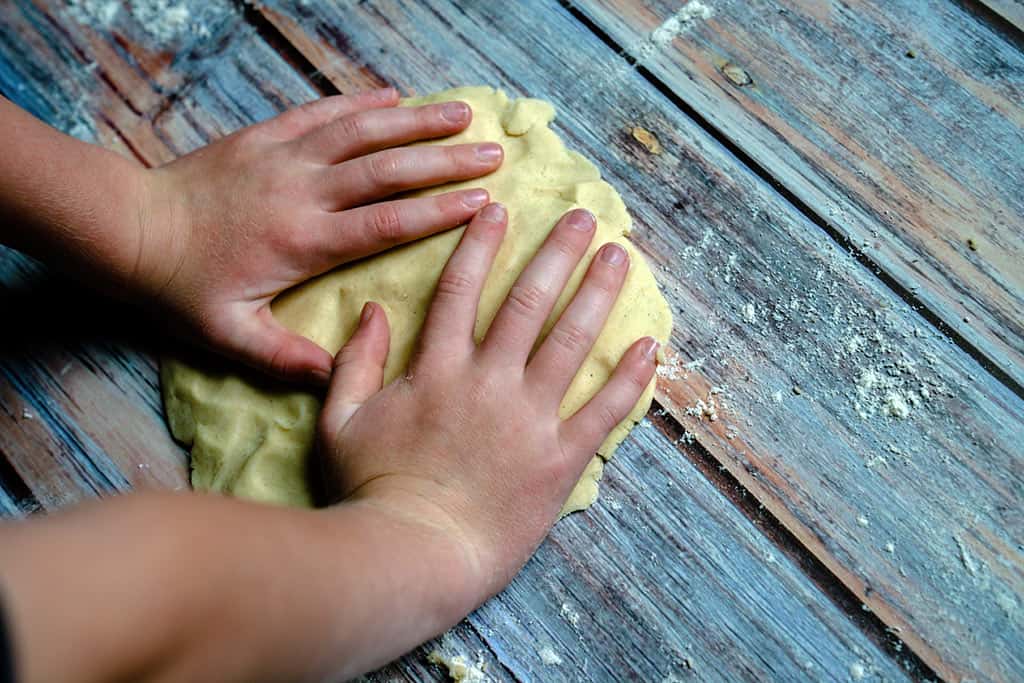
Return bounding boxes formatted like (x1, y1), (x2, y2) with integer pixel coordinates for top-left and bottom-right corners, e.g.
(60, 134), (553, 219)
(360, 302), (375, 324)
(312, 368), (331, 385)
(641, 337), (659, 360)
(442, 101), (470, 123)
(566, 209), (595, 231)
(373, 87), (397, 99)
(462, 188), (489, 208)
(600, 243), (627, 266)
(475, 142), (503, 163)
(480, 202), (507, 222)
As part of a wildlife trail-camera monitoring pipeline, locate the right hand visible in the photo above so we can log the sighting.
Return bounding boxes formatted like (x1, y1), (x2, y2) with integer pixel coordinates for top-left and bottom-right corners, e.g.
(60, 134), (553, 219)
(316, 203), (658, 610)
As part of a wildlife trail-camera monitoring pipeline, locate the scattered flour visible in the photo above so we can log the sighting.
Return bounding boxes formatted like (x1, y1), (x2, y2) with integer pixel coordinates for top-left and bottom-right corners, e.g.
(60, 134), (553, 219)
(633, 1), (714, 62)
(68, 0), (215, 43)
(651, 1), (714, 47)
(538, 646), (563, 666)
(849, 661), (866, 680)
(560, 603), (581, 628)
(741, 302), (757, 324)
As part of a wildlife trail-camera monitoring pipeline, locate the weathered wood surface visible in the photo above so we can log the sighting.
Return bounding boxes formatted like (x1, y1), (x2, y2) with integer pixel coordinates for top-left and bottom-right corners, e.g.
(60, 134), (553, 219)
(250, 1), (1024, 680)
(0, 1), (925, 681)
(981, 0), (1024, 31)
(571, 0), (1024, 392)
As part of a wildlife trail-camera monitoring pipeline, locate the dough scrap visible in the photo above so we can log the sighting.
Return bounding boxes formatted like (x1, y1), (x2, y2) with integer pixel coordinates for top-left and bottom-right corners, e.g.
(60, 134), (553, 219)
(161, 86), (673, 516)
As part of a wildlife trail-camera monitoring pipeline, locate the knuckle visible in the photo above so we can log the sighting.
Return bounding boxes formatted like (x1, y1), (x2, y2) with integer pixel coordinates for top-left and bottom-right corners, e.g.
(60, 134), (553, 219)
(444, 145), (467, 169)
(368, 205), (404, 243)
(336, 113), (368, 142)
(266, 343), (294, 378)
(627, 367), (650, 391)
(549, 234), (580, 258)
(549, 322), (591, 354)
(597, 404), (625, 433)
(367, 152), (404, 187)
(435, 270), (476, 299)
(506, 283), (547, 316)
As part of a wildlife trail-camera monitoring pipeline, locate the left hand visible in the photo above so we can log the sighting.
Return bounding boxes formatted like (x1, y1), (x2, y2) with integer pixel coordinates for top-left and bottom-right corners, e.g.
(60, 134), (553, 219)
(135, 87), (502, 384)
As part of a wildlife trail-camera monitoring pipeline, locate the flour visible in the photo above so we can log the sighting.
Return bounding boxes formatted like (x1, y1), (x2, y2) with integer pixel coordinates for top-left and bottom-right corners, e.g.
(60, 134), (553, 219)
(538, 646), (563, 666)
(69, 0), (216, 43)
(632, 1), (714, 63)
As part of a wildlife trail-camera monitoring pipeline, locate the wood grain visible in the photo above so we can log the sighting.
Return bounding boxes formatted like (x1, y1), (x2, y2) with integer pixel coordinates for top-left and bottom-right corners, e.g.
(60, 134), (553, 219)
(979, 0), (1024, 31)
(0, 2), (920, 680)
(248, 1), (1024, 680)
(572, 0), (1024, 392)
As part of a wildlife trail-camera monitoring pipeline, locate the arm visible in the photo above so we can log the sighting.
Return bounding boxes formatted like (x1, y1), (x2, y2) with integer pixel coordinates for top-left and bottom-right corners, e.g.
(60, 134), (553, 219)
(0, 97), (152, 292)
(0, 493), (473, 683)
(0, 204), (656, 682)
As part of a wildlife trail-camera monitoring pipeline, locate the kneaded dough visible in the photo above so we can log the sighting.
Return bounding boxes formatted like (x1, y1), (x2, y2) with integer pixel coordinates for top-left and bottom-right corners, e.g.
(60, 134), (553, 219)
(161, 86), (673, 516)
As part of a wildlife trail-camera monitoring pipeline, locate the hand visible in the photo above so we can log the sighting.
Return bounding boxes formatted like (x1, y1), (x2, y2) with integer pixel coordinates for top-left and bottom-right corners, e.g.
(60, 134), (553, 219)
(136, 87), (503, 384)
(316, 203), (659, 608)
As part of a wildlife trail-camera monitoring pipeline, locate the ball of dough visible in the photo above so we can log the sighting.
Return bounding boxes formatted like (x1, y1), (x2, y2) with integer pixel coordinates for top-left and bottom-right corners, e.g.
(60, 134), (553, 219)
(161, 86), (672, 516)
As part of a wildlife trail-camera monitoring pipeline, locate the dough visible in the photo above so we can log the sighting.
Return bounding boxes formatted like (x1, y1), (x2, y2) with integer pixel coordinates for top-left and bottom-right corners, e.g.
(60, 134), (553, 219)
(161, 86), (672, 516)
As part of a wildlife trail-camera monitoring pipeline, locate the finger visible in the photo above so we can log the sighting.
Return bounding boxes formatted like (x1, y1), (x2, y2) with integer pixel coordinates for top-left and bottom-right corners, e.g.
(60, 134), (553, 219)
(264, 88), (400, 140)
(321, 142), (503, 211)
(561, 337), (659, 456)
(229, 306), (335, 386)
(527, 242), (630, 401)
(480, 209), (596, 366)
(416, 203), (508, 362)
(319, 302), (391, 436)
(323, 188), (490, 263)
(297, 101), (474, 164)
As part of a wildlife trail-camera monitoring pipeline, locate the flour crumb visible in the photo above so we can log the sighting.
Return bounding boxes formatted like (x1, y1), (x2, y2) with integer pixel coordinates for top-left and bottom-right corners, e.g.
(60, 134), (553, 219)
(884, 541), (895, 553)
(560, 603), (581, 628)
(67, 0), (119, 26)
(849, 661), (866, 680)
(538, 646), (563, 666)
(652, 1), (713, 46)
(21, 409), (34, 420)
(741, 302), (757, 324)
(856, 515), (870, 527)
(955, 536), (978, 576)
(883, 391), (911, 418)
(427, 650), (487, 682)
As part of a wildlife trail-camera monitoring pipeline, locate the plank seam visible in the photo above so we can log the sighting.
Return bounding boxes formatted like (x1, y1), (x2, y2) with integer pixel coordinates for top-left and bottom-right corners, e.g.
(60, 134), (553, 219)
(647, 404), (940, 681)
(557, 0), (1024, 403)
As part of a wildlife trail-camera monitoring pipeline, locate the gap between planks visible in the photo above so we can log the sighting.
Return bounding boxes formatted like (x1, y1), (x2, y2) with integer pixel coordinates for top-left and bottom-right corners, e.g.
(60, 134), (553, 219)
(556, 0), (1024, 404)
(234, 5), (943, 680)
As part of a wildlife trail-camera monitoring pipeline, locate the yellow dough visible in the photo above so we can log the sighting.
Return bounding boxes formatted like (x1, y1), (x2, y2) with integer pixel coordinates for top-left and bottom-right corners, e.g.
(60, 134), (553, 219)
(161, 86), (672, 516)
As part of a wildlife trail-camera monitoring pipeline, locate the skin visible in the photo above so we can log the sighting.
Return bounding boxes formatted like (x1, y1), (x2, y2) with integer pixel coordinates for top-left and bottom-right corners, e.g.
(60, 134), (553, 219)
(0, 92), (657, 682)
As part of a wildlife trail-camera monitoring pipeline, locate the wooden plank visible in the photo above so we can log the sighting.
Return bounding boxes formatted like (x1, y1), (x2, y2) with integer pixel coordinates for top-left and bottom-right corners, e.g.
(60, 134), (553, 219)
(570, 0), (1024, 392)
(247, 2), (1024, 680)
(0, 4), (919, 680)
(980, 0), (1024, 31)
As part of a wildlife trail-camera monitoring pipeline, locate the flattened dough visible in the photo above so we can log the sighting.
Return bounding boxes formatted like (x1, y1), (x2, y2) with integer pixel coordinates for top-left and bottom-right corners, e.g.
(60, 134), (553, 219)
(161, 86), (673, 516)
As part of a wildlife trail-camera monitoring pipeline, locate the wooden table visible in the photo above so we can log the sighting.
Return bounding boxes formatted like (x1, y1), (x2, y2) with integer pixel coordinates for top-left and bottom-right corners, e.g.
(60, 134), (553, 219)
(1, 1), (1021, 681)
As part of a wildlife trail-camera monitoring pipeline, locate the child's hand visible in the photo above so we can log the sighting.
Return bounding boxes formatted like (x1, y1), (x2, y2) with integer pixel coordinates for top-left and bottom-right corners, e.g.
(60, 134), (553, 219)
(317, 203), (658, 609)
(138, 87), (502, 384)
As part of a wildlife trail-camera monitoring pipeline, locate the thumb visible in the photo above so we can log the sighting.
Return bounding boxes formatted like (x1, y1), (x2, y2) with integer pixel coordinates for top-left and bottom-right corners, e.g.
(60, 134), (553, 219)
(319, 302), (391, 436)
(231, 306), (335, 385)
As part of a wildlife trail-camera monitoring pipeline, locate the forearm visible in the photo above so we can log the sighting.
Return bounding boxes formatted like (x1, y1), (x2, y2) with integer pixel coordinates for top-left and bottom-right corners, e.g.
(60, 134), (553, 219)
(0, 97), (156, 294)
(0, 492), (476, 683)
